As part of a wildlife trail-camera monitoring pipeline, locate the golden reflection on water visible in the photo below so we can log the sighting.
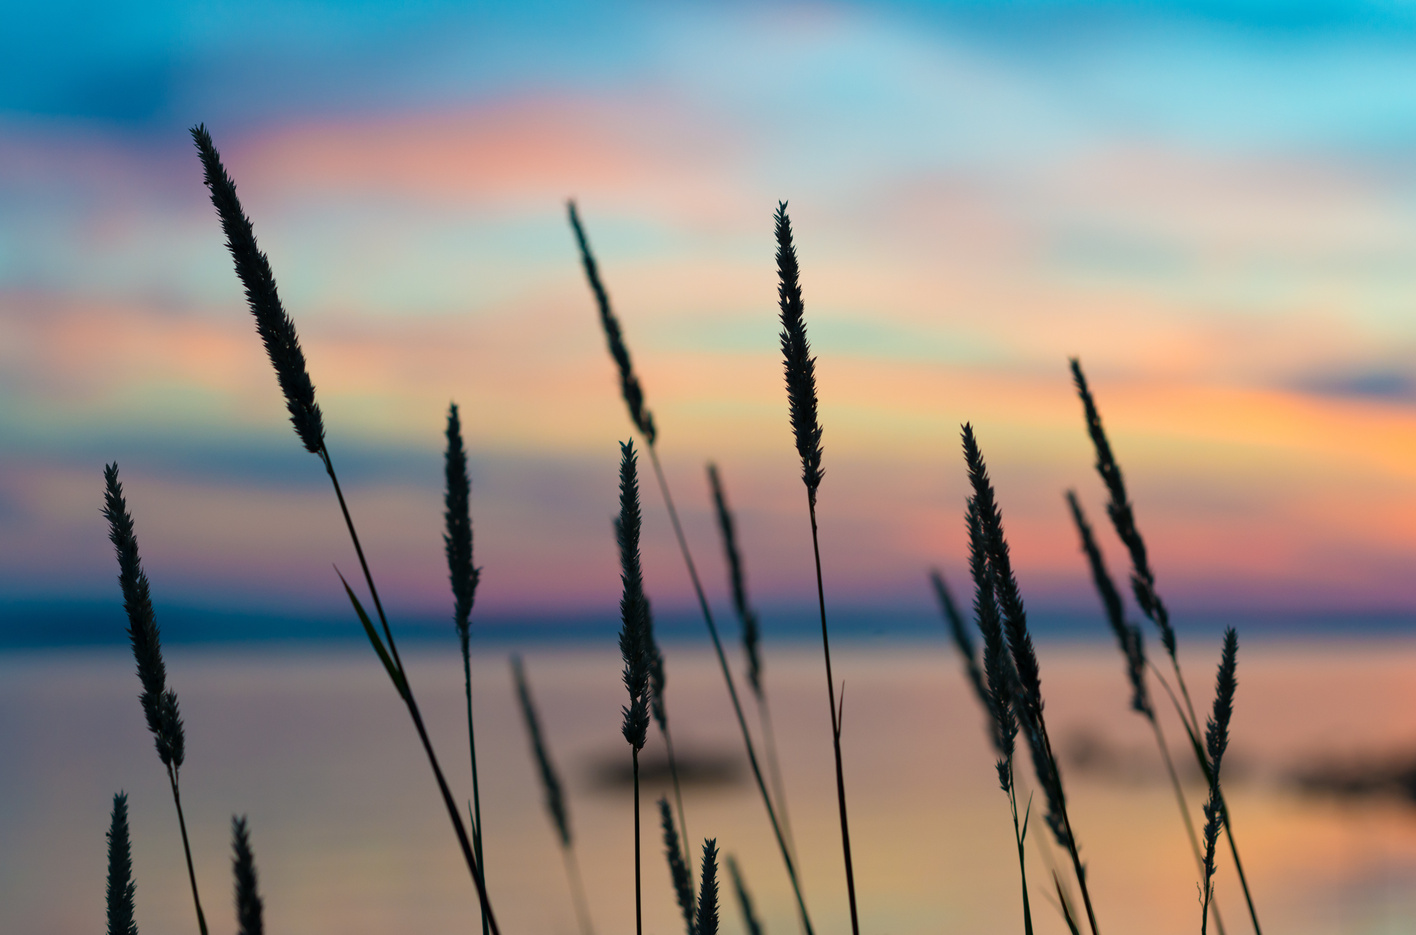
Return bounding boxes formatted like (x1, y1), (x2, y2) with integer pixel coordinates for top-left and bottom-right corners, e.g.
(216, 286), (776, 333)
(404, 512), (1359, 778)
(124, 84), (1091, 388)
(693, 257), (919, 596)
(4, 639), (1416, 935)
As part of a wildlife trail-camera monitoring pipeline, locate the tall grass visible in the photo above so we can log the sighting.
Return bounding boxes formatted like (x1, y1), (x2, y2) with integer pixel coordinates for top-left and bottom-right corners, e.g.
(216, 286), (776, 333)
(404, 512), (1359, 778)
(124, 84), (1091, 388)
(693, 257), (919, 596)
(616, 439), (654, 935)
(775, 201), (860, 935)
(963, 424), (1100, 935)
(1070, 358), (1261, 934)
(106, 793), (137, 935)
(443, 402), (490, 935)
(231, 817), (263, 935)
(102, 464), (207, 935)
(569, 199), (814, 935)
(190, 123), (500, 933)
(1065, 490), (1226, 935)
(1200, 630), (1239, 935)
(709, 463), (796, 860)
(512, 655), (596, 935)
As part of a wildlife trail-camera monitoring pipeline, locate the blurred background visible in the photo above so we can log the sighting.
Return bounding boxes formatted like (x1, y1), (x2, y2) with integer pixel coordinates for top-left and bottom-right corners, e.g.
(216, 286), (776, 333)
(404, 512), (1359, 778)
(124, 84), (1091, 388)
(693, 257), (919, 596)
(5, 1), (1416, 933)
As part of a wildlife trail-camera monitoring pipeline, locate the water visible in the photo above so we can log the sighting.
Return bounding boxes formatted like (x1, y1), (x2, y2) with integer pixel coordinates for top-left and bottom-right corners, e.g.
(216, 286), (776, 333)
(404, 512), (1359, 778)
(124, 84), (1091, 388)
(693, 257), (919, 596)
(4, 639), (1416, 934)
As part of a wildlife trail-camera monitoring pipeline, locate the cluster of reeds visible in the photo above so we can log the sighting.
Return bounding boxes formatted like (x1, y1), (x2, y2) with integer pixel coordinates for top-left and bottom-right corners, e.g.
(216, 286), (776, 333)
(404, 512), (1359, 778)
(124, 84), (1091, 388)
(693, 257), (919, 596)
(91, 123), (1267, 935)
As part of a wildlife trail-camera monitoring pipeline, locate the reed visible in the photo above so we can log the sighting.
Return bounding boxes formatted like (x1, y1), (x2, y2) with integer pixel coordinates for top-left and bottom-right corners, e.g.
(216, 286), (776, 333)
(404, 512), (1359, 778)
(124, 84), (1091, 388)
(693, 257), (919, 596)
(775, 200), (860, 935)
(646, 602), (692, 890)
(963, 496), (1033, 935)
(1201, 630), (1239, 935)
(1065, 490), (1226, 935)
(444, 402), (489, 935)
(1070, 358), (1261, 934)
(694, 840), (720, 935)
(231, 817), (262, 935)
(106, 793), (138, 935)
(709, 463), (795, 859)
(660, 798), (697, 935)
(102, 464), (207, 935)
(569, 200), (813, 935)
(616, 440), (653, 935)
(726, 856), (765, 935)
(512, 654), (596, 935)
(190, 124), (500, 934)
(963, 424), (1099, 935)
(930, 569), (990, 729)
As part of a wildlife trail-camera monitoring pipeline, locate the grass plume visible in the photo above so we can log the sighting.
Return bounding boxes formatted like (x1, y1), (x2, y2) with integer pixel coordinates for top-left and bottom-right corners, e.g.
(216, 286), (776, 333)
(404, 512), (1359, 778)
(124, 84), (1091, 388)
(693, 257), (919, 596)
(444, 402), (489, 935)
(1070, 358), (1260, 934)
(570, 201), (814, 935)
(660, 798), (696, 935)
(192, 124), (500, 934)
(709, 463), (795, 859)
(512, 656), (596, 935)
(1201, 630), (1239, 935)
(775, 200), (859, 935)
(931, 568), (989, 727)
(694, 839), (720, 935)
(963, 424), (1097, 935)
(568, 200), (655, 442)
(231, 817), (262, 935)
(106, 793), (137, 935)
(616, 440), (652, 935)
(1066, 490), (1228, 935)
(965, 497), (1031, 935)
(102, 464), (206, 935)
(727, 857), (764, 935)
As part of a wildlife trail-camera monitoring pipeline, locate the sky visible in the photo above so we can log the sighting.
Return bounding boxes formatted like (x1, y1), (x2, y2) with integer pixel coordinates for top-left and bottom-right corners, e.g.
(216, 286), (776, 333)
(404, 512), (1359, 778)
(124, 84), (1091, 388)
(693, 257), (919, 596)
(6, 0), (1416, 642)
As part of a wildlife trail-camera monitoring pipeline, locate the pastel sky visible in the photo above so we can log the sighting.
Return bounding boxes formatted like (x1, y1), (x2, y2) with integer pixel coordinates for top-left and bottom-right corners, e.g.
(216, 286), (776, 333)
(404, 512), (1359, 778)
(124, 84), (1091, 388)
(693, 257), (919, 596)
(6, 0), (1416, 638)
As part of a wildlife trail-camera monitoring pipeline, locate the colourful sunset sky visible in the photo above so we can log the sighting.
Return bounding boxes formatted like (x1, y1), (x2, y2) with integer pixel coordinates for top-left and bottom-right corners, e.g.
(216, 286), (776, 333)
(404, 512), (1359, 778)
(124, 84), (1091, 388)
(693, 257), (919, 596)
(5, 1), (1416, 640)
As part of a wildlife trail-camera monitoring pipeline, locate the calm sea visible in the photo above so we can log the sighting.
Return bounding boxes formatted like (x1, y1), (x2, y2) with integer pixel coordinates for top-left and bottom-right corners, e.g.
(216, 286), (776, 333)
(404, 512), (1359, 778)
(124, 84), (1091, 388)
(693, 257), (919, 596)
(4, 639), (1415, 934)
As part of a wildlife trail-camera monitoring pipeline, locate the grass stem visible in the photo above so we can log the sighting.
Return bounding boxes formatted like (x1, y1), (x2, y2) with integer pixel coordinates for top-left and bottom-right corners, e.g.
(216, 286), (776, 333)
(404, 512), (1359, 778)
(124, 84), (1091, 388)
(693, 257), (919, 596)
(166, 766), (208, 935)
(645, 444), (815, 935)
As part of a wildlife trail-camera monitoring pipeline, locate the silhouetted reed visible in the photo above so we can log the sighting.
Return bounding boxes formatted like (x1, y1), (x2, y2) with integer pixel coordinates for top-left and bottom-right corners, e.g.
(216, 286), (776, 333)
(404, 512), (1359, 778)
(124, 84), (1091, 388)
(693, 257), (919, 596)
(569, 200), (813, 935)
(660, 798), (696, 935)
(106, 792), (137, 935)
(726, 856), (764, 935)
(694, 840), (720, 935)
(512, 654), (595, 935)
(963, 425), (1098, 935)
(963, 496), (1032, 935)
(930, 569), (989, 726)
(231, 817), (262, 935)
(616, 440), (652, 935)
(643, 601), (692, 889)
(102, 464), (207, 935)
(775, 200), (860, 935)
(1066, 490), (1226, 935)
(191, 124), (499, 934)
(1070, 358), (1260, 934)
(444, 402), (489, 935)
(1201, 630), (1238, 935)
(709, 463), (795, 859)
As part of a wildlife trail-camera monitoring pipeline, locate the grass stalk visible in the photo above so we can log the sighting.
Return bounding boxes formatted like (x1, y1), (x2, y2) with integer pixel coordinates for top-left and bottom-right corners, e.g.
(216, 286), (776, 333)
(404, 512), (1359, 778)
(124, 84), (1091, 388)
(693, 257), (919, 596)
(103, 464), (207, 935)
(775, 201), (859, 935)
(444, 402), (488, 935)
(964, 425), (1099, 935)
(191, 124), (500, 934)
(231, 817), (262, 935)
(512, 654), (596, 935)
(106, 793), (138, 935)
(695, 839), (720, 935)
(1065, 491), (1226, 935)
(616, 440), (653, 935)
(727, 856), (765, 935)
(570, 200), (814, 935)
(1201, 630), (1239, 935)
(709, 463), (796, 860)
(1071, 358), (1261, 935)
(660, 797), (697, 935)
